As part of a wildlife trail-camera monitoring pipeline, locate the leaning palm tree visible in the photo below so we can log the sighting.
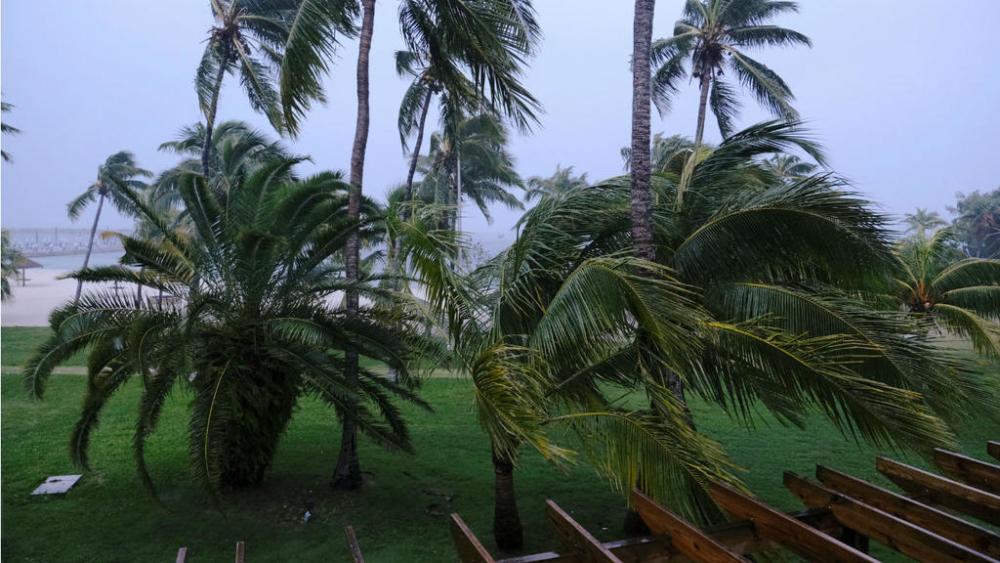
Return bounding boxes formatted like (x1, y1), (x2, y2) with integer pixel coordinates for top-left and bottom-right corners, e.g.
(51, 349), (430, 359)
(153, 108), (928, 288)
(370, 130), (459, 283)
(524, 165), (588, 202)
(26, 162), (437, 495)
(413, 121), (989, 550)
(1, 101), (21, 163)
(896, 229), (1000, 356)
(66, 151), (152, 302)
(193, 0), (355, 175)
(630, 0), (657, 261)
(903, 207), (948, 239)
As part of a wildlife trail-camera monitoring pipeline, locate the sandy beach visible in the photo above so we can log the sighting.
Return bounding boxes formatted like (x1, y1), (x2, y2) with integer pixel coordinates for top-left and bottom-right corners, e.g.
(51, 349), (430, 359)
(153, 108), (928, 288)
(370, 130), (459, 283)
(2, 253), (123, 326)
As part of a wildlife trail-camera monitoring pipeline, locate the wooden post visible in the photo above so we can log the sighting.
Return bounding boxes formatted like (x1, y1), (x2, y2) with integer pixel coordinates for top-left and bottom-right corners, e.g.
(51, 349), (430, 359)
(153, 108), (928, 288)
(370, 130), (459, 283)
(345, 526), (365, 563)
(234, 541), (246, 563)
(785, 472), (993, 562)
(630, 489), (747, 562)
(817, 465), (1000, 558)
(449, 514), (496, 563)
(877, 457), (1000, 525)
(545, 500), (623, 562)
(708, 482), (877, 563)
(175, 547), (188, 563)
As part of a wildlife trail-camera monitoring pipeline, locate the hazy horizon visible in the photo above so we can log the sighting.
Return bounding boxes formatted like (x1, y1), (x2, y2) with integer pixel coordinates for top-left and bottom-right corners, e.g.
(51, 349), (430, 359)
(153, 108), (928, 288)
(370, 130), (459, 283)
(2, 0), (998, 236)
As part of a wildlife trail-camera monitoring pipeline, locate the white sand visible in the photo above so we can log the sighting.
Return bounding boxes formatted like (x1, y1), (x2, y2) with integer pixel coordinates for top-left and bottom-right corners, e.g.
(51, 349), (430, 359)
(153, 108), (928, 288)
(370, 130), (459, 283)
(2, 268), (131, 326)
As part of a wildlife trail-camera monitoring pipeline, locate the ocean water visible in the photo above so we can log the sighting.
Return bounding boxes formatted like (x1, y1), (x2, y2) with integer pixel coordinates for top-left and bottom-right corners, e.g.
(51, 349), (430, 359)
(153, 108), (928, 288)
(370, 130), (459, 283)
(33, 252), (123, 270)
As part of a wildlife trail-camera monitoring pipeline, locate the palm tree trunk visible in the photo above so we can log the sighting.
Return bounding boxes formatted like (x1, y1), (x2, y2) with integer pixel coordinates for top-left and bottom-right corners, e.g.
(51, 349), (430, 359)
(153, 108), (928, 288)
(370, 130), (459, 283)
(455, 146), (462, 266)
(676, 73), (711, 209)
(135, 270), (143, 308)
(629, 0), (656, 262)
(200, 62), (227, 178)
(492, 450), (523, 551)
(404, 88), (433, 203)
(332, 0), (376, 491)
(75, 193), (105, 303)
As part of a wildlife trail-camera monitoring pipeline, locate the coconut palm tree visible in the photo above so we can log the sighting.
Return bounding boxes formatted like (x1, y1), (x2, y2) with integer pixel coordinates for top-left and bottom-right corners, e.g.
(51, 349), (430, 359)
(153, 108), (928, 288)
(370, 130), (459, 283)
(193, 0), (355, 175)
(652, 0), (811, 202)
(26, 161), (436, 495)
(524, 165), (588, 202)
(153, 120), (296, 206)
(949, 189), (1000, 258)
(902, 208), (947, 239)
(66, 152), (152, 302)
(413, 121), (987, 550)
(653, 0), (810, 141)
(417, 112), (524, 232)
(395, 0), (541, 205)
(896, 229), (1000, 356)
(1, 101), (21, 163)
(761, 153), (817, 182)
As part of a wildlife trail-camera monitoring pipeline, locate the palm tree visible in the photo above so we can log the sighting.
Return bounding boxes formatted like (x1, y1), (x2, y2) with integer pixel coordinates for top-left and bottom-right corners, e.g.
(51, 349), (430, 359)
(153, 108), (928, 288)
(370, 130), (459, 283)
(414, 124), (990, 547)
(395, 0), (541, 206)
(762, 153), (817, 182)
(1, 230), (25, 300)
(896, 229), (1000, 356)
(1, 101), (21, 163)
(653, 0), (810, 142)
(414, 121), (986, 550)
(902, 208), (948, 239)
(524, 165), (588, 202)
(66, 152), (152, 302)
(630, 0), (657, 261)
(417, 113), (524, 232)
(652, 0), (811, 202)
(949, 189), (1000, 258)
(153, 120), (296, 206)
(26, 162), (435, 495)
(193, 0), (353, 175)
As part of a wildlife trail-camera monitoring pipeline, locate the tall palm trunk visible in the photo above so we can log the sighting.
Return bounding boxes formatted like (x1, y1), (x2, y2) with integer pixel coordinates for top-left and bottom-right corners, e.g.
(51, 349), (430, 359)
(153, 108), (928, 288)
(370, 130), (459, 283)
(454, 146), (462, 265)
(629, 0), (656, 262)
(676, 73), (711, 209)
(333, 0), (376, 491)
(201, 63), (227, 178)
(404, 88), (434, 203)
(492, 450), (523, 551)
(75, 192), (106, 302)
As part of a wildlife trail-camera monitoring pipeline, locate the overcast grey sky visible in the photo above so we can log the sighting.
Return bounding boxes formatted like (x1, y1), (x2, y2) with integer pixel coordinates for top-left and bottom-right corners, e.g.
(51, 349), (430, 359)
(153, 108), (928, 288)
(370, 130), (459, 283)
(2, 0), (999, 244)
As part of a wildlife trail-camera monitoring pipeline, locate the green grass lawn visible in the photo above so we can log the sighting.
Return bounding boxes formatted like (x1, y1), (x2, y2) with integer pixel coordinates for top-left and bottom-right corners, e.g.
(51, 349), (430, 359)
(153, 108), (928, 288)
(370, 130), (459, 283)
(2, 327), (999, 562)
(2, 326), (88, 367)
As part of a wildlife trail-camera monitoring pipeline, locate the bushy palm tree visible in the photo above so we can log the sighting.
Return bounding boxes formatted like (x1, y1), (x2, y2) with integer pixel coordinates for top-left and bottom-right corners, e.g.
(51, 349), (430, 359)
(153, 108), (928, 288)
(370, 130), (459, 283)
(193, 0), (355, 174)
(896, 229), (1000, 356)
(903, 208), (947, 239)
(413, 121), (990, 550)
(66, 151), (152, 302)
(26, 162), (436, 494)
(949, 189), (1000, 258)
(524, 165), (588, 202)
(1, 101), (21, 163)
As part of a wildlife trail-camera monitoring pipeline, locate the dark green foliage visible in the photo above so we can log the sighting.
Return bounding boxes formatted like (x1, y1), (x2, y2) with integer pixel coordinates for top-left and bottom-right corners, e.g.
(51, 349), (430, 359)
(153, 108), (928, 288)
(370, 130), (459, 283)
(25, 162), (438, 493)
(949, 188), (1000, 258)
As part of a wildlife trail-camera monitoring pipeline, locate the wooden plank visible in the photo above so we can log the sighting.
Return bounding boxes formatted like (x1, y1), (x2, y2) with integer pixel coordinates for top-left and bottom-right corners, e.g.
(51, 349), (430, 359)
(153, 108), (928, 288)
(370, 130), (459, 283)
(545, 500), (623, 562)
(345, 526), (365, 563)
(234, 541), (246, 563)
(935, 449), (1000, 493)
(450, 514), (496, 563)
(818, 465), (1000, 558)
(630, 489), (747, 562)
(989, 442), (1000, 462)
(175, 547), (188, 563)
(785, 472), (994, 562)
(708, 482), (877, 563)
(877, 457), (1000, 525)
(497, 508), (841, 563)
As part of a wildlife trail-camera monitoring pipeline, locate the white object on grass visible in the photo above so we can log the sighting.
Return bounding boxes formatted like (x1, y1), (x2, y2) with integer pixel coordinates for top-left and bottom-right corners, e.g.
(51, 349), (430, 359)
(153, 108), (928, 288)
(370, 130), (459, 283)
(31, 474), (82, 495)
